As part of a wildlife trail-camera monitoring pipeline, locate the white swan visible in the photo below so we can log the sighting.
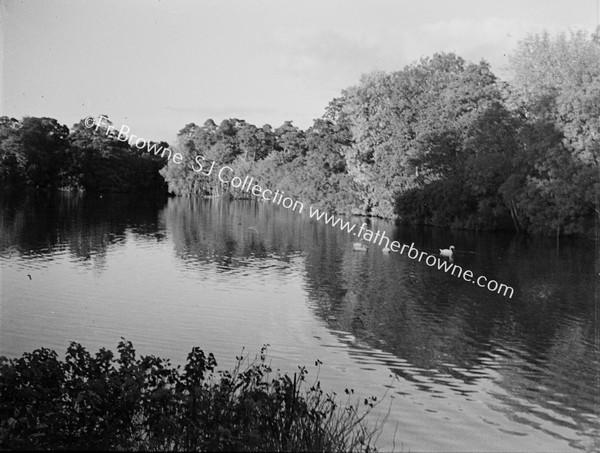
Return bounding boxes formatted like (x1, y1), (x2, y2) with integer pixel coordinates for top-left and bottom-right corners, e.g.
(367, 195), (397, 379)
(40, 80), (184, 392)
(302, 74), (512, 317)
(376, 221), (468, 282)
(382, 246), (390, 254)
(353, 242), (368, 252)
(439, 245), (455, 258)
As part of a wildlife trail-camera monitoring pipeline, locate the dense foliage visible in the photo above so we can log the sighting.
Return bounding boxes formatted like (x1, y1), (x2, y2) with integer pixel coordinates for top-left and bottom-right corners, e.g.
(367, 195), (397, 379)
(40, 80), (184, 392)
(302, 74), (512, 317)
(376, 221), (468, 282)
(158, 30), (599, 236)
(0, 340), (381, 451)
(159, 117), (359, 215)
(1, 30), (598, 235)
(0, 116), (167, 193)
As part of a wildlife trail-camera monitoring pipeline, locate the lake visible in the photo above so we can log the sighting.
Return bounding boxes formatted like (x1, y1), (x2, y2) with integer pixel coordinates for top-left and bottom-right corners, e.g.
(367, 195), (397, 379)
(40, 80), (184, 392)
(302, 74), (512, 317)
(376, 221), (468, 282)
(0, 191), (598, 452)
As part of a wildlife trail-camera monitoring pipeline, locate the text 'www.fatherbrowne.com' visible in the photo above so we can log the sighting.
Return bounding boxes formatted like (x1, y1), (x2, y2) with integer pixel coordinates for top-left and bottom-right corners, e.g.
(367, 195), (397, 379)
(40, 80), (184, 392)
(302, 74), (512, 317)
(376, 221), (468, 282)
(307, 207), (514, 299)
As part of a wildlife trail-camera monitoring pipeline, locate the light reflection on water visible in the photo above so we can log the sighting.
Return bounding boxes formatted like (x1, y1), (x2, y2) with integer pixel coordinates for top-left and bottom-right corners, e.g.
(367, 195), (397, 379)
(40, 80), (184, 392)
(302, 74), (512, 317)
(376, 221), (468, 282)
(0, 192), (598, 452)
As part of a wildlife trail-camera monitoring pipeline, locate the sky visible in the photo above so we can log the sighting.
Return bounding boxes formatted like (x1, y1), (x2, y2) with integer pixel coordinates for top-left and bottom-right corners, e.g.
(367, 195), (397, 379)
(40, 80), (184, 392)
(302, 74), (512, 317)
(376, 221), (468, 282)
(1, 0), (598, 143)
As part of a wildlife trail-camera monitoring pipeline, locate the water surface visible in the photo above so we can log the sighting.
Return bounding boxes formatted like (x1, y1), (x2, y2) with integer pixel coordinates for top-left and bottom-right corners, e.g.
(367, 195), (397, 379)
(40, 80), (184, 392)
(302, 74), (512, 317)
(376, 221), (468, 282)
(1, 192), (598, 451)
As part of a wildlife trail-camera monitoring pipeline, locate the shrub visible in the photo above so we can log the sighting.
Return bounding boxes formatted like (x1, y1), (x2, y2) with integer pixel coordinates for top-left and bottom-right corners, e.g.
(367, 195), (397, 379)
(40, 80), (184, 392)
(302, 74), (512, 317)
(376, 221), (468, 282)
(0, 340), (383, 451)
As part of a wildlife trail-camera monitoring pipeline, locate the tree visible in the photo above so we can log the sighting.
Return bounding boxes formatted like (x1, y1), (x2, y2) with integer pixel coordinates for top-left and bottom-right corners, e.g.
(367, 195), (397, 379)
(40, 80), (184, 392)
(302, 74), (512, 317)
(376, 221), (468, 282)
(296, 117), (358, 212)
(273, 121), (306, 164)
(505, 30), (600, 236)
(508, 30), (600, 101)
(68, 116), (167, 192)
(0, 117), (70, 188)
(0, 117), (24, 185)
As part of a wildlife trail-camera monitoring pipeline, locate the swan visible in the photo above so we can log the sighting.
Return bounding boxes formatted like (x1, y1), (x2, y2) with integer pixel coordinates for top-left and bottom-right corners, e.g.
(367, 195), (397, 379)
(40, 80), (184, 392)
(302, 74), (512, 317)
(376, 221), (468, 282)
(439, 245), (455, 258)
(382, 246), (390, 254)
(353, 242), (368, 252)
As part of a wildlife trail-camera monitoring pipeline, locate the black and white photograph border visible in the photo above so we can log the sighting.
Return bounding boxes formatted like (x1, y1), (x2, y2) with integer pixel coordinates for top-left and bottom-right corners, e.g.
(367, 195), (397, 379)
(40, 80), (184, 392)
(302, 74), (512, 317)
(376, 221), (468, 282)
(0, 1), (599, 451)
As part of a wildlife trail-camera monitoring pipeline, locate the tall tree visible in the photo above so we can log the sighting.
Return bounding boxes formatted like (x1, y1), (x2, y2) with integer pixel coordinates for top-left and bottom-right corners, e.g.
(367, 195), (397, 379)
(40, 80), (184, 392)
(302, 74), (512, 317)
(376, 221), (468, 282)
(506, 30), (600, 236)
(342, 53), (513, 225)
(0, 117), (70, 188)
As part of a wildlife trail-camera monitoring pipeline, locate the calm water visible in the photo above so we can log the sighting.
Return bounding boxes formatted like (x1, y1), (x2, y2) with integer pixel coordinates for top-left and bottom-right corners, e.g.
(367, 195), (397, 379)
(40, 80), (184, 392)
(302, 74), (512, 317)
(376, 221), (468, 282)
(1, 192), (598, 452)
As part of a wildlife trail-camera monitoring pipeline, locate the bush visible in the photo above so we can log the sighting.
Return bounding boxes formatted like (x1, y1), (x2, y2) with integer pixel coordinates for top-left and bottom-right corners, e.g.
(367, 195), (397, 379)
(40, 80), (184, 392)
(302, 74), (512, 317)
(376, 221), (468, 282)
(395, 179), (513, 231)
(0, 340), (383, 451)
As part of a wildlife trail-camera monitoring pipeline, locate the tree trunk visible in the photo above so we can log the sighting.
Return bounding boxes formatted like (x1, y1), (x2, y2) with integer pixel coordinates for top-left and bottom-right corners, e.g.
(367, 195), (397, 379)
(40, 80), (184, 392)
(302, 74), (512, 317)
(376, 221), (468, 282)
(509, 198), (521, 233)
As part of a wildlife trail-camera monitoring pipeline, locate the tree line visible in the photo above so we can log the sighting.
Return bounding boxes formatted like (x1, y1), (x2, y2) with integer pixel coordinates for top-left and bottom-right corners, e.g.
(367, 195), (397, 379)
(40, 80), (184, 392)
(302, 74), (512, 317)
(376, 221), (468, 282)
(1, 30), (598, 236)
(0, 116), (168, 193)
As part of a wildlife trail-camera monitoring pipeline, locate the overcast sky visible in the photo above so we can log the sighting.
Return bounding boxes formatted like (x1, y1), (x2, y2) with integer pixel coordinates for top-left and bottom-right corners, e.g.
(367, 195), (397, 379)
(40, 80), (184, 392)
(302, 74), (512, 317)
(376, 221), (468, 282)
(1, 0), (598, 143)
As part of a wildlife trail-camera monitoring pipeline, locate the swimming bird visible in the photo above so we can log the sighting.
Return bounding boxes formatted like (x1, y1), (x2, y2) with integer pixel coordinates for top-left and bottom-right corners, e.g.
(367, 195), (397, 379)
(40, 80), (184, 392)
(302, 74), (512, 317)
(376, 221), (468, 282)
(382, 246), (390, 254)
(27, 274), (32, 280)
(353, 242), (368, 252)
(439, 245), (455, 258)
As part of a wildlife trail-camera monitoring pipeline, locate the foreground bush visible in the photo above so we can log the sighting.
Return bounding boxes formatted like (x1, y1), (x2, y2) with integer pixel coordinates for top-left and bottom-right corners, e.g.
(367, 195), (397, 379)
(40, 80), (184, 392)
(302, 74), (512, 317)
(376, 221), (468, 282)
(0, 340), (382, 451)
